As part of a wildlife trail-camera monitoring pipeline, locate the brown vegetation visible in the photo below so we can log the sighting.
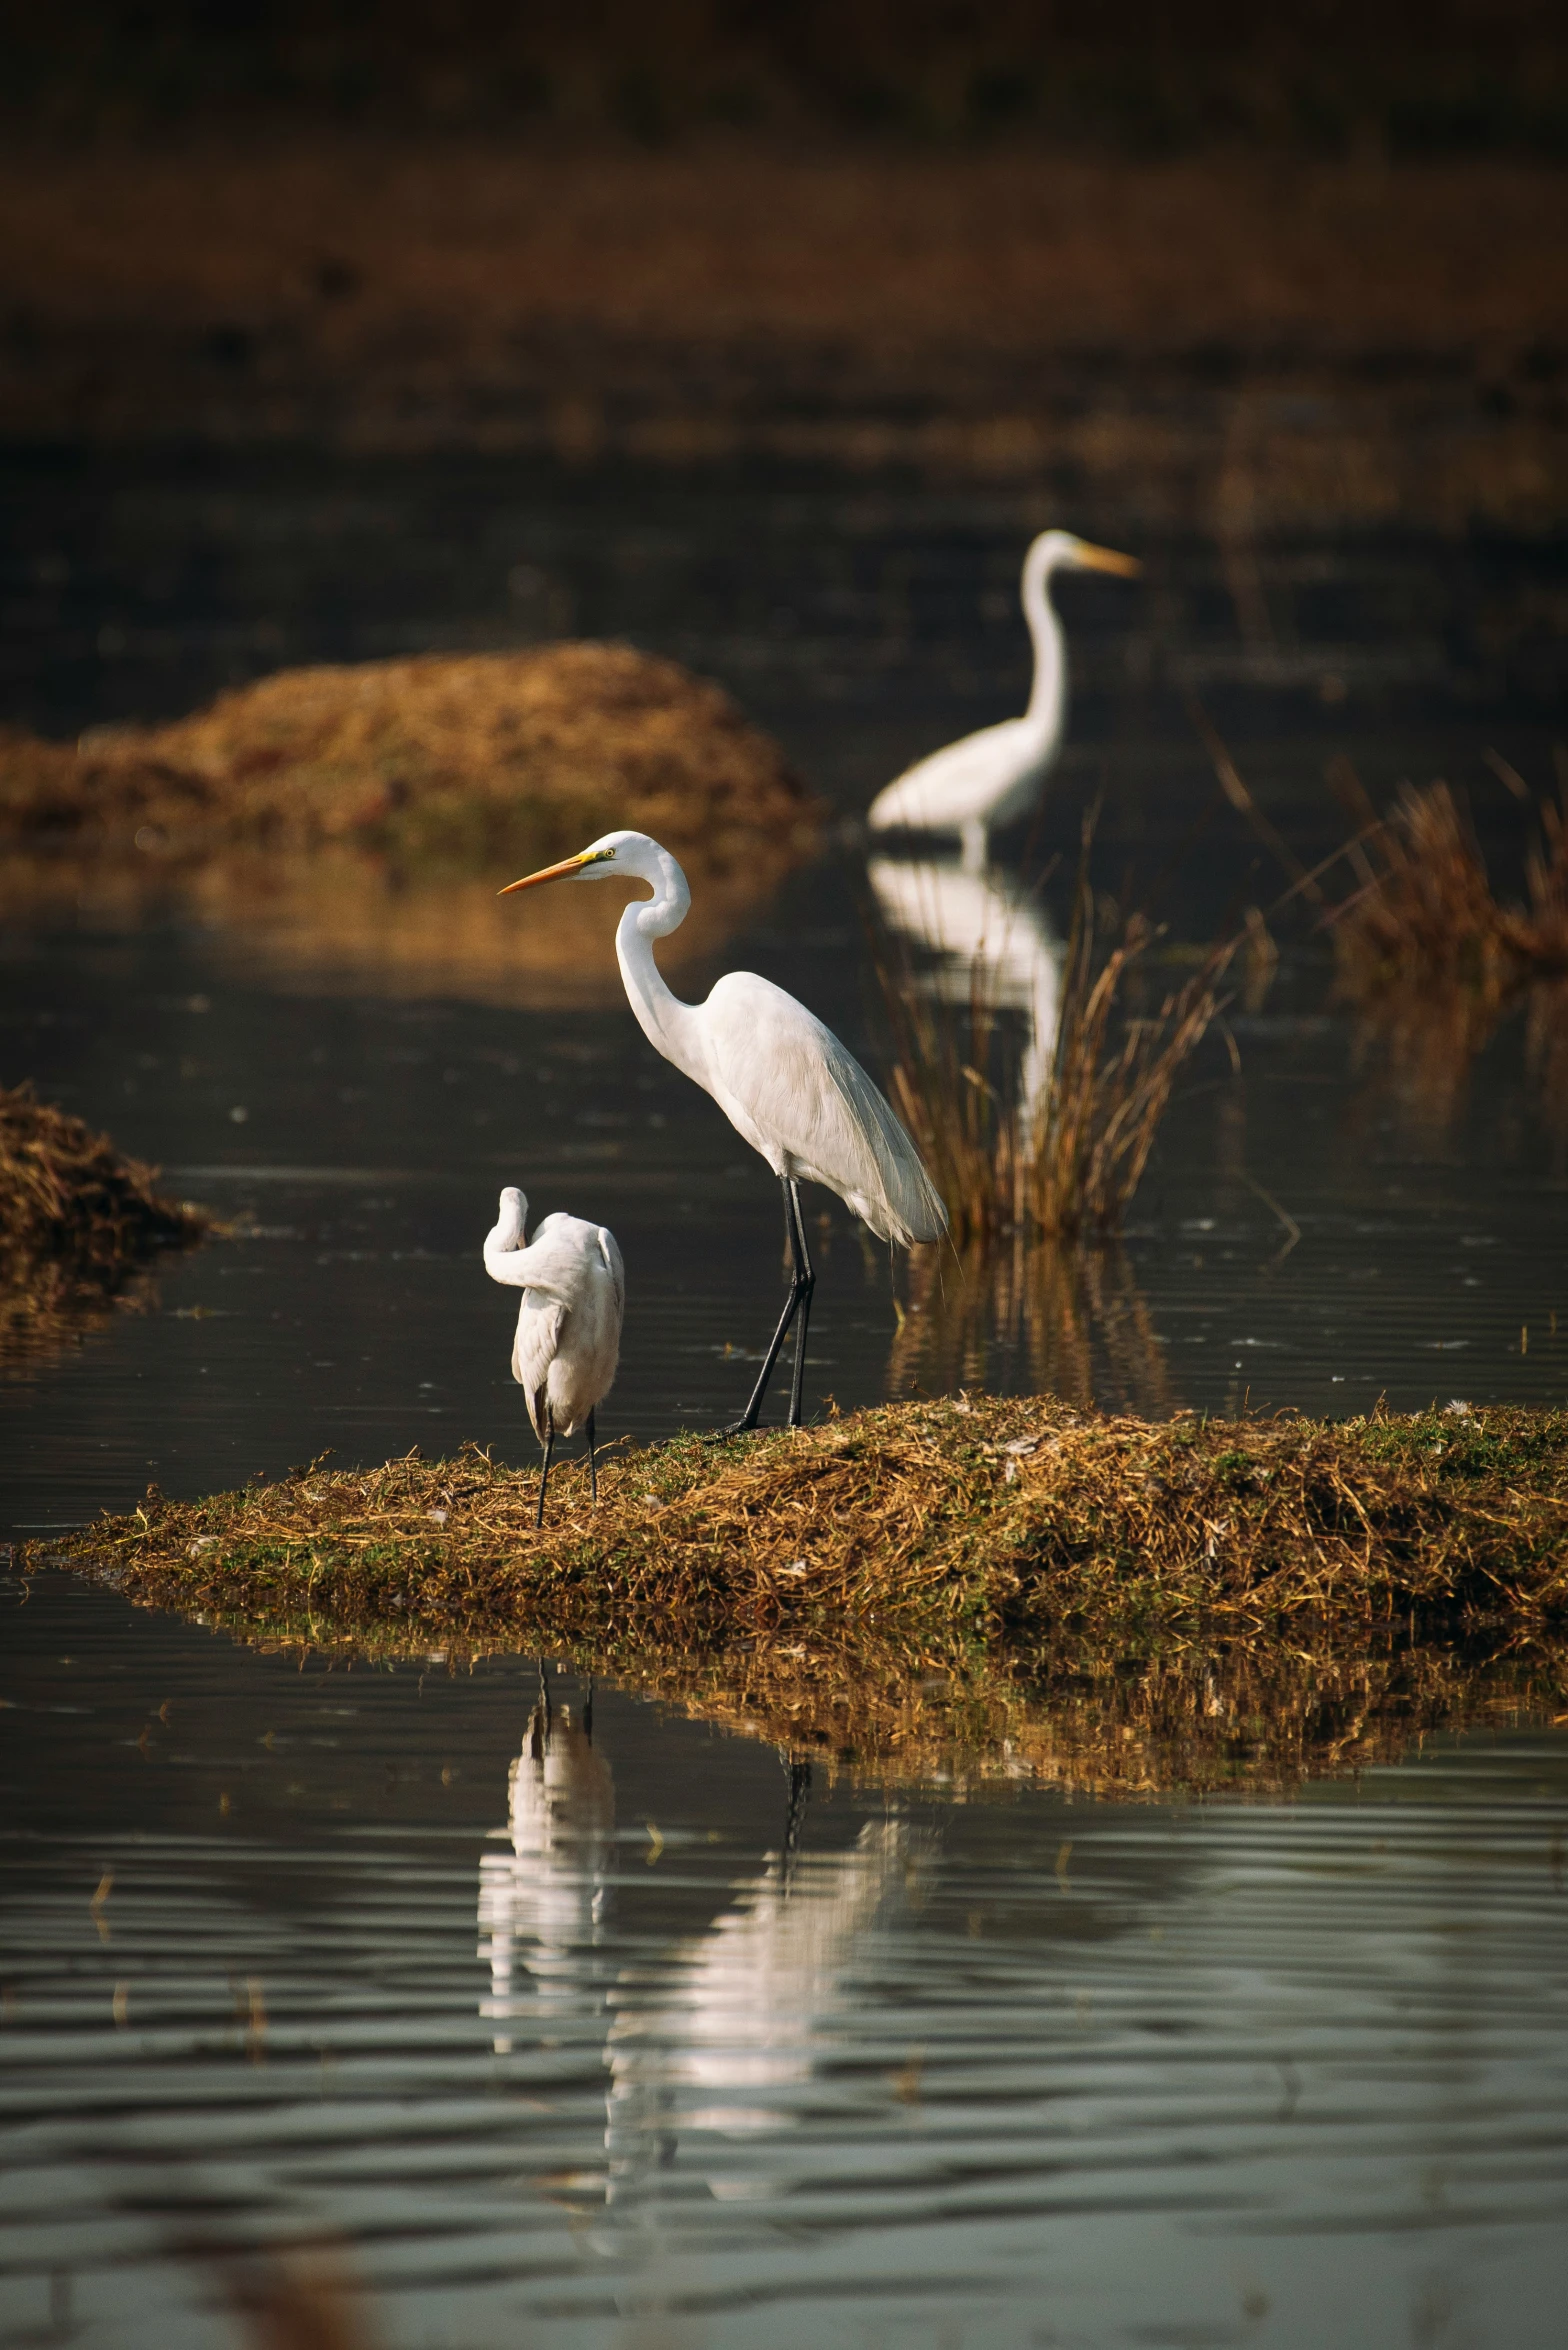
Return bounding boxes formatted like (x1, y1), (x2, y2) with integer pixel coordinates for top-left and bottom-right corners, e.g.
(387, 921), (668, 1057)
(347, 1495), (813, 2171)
(38, 1395), (1568, 1648)
(0, 642), (816, 878)
(878, 864), (1234, 1245)
(0, 141), (1564, 522)
(0, 1081), (208, 1366)
(1327, 767), (1568, 1138)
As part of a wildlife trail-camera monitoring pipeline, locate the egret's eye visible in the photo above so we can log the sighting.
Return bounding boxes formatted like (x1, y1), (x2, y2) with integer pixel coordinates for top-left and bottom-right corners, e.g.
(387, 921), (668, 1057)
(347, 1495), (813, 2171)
(582, 847), (617, 865)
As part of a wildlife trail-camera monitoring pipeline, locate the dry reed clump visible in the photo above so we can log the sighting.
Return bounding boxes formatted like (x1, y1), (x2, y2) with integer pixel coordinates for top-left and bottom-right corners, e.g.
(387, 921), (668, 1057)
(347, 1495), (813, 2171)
(1327, 770), (1568, 1138)
(1328, 771), (1568, 997)
(37, 1395), (1568, 1649)
(0, 643), (818, 883)
(0, 1081), (209, 1365)
(878, 862), (1235, 1246)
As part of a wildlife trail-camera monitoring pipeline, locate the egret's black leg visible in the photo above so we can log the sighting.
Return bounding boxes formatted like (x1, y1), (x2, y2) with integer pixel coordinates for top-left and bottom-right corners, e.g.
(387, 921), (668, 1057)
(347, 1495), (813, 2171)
(586, 1407), (598, 1505)
(583, 1678), (595, 1740)
(535, 1425), (555, 1528)
(726, 1176), (809, 1433)
(785, 1180), (816, 1428)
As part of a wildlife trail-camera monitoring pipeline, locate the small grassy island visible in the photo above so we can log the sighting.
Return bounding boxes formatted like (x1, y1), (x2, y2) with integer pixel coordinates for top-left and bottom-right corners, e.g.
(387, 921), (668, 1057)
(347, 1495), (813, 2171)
(33, 1395), (1568, 1795)
(39, 1394), (1568, 1641)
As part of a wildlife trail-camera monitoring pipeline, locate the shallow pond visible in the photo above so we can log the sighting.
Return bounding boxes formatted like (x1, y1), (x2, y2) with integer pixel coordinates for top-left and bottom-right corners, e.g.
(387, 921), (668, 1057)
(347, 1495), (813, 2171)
(3, 1567), (1567, 2350)
(2, 451), (1567, 2345)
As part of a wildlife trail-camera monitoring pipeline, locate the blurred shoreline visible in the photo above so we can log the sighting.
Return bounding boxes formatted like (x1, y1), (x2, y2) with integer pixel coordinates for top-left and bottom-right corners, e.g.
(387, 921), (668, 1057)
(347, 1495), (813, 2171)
(4, 137), (1565, 528)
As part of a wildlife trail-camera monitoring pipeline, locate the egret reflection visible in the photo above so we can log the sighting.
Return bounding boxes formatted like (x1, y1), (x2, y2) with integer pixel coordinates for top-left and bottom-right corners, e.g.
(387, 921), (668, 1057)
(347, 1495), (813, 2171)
(868, 855), (1064, 1130)
(478, 1718), (934, 2207)
(477, 1670), (615, 2053)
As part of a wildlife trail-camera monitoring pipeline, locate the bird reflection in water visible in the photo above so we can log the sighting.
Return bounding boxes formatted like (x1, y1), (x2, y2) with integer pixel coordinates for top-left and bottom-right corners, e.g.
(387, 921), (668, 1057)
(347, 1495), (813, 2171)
(604, 1770), (932, 2209)
(477, 1710), (934, 2214)
(477, 1664), (615, 2054)
(868, 858), (1172, 1416)
(868, 855), (1063, 1137)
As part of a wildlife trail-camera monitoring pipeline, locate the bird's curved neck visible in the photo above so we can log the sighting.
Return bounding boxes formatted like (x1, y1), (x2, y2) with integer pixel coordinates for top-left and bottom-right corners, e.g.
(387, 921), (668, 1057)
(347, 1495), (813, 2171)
(1022, 553), (1066, 732)
(614, 851), (710, 1087)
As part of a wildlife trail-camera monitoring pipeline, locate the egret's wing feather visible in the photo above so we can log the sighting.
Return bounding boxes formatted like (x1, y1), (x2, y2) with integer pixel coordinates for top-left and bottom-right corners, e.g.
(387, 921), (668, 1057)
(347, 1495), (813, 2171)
(706, 976), (946, 1245)
(512, 1293), (568, 1432)
(597, 1226), (626, 1317)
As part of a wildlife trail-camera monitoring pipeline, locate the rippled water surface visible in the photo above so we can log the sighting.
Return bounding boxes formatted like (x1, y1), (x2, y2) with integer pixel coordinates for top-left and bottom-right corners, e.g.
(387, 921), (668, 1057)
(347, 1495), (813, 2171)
(3, 1569), (1568, 2350)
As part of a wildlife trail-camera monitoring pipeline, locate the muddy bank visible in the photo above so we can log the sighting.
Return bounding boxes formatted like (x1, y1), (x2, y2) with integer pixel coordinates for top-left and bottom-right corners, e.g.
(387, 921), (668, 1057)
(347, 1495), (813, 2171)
(36, 1394), (1568, 1640)
(0, 1081), (208, 1367)
(3, 141), (1565, 526)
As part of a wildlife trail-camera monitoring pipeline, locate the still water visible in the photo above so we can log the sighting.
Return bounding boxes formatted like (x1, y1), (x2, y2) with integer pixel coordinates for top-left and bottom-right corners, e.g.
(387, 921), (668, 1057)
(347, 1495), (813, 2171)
(3, 452), (1567, 2344)
(3, 1568), (1567, 2350)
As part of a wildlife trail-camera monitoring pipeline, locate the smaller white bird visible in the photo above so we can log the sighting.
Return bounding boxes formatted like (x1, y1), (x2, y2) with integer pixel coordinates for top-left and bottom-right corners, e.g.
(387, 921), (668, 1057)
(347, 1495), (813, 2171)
(867, 529), (1140, 871)
(483, 1186), (625, 1525)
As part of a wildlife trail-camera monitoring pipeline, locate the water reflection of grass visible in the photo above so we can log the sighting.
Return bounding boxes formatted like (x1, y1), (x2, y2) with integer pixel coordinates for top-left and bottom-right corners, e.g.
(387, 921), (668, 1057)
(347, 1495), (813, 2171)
(0, 1082), (209, 1370)
(889, 1237), (1174, 1421)
(40, 1396), (1568, 1663)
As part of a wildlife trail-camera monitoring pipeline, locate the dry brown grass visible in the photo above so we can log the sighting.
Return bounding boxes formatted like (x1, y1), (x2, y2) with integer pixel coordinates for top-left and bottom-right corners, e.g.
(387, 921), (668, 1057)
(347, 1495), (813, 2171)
(38, 1395), (1568, 1651)
(0, 1081), (209, 1366)
(877, 861), (1234, 1245)
(0, 642), (816, 880)
(1327, 768), (1568, 1140)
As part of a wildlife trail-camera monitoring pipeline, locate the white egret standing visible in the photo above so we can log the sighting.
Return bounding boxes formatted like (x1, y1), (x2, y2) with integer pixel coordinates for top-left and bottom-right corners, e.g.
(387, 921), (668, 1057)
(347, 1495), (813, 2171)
(500, 833), (946, 1431)
(867, 530), (1140, 871)
(483, 1186), (624, 1523)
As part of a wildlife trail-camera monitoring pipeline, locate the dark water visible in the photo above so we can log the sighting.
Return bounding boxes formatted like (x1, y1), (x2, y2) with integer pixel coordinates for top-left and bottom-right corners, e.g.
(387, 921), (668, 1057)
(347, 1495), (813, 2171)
(3, 1568), (1568, 2350)
(3, 451), (1567, 2344)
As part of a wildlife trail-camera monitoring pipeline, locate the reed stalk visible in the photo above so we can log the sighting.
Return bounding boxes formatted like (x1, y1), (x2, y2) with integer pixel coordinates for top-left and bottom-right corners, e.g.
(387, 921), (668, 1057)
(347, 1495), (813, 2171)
(873, 840), (1236, 1245)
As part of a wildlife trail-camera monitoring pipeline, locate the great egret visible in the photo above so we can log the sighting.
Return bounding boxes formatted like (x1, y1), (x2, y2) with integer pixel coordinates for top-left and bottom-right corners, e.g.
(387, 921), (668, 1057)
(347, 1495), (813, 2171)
(867, 530), (1140, 871)
(483, 1185), (624, 1523)
(500, 831), (946, 1431)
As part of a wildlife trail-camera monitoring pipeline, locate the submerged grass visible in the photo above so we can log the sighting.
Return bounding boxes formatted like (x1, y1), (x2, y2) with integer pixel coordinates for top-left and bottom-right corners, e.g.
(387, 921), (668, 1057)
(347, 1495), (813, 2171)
(35, 1396), (1568, 1653)
(0, 1081), (210, 1366)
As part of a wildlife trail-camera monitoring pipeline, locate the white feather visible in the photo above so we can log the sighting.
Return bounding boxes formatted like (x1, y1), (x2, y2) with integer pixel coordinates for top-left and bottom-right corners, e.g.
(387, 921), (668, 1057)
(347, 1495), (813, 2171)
(483, 1187), (624, 1441)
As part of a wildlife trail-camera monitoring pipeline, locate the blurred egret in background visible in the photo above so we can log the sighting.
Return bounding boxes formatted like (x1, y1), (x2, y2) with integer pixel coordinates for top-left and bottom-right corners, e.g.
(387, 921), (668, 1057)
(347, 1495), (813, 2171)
(868, 529), (1140, 871)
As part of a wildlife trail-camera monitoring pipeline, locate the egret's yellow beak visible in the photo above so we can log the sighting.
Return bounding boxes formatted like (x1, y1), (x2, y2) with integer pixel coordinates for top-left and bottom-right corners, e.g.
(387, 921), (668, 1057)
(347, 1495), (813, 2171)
(499, 851), (594, 895)
(1073, 540), (1142, 578)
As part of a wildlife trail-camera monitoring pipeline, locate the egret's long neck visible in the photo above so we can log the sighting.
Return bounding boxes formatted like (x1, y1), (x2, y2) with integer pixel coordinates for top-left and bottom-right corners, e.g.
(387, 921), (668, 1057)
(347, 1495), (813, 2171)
(614, 850), (712, 1089)
(1022, 551), (1066, 733)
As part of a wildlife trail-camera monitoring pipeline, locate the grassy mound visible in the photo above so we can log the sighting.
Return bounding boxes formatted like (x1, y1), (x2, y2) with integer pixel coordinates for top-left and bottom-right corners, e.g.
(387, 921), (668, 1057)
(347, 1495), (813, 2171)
(0, 1082), (209, 1365)
(0, 642), (818, 881)
(38, 1394), (1568, 1639)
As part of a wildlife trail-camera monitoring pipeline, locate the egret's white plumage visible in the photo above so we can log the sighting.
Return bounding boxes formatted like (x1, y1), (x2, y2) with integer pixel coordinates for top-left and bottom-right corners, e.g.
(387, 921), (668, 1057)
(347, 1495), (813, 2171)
(484, 1186), (623, 1515)
(501, 831), (945, 1427)
(867, 529), (1139, 871)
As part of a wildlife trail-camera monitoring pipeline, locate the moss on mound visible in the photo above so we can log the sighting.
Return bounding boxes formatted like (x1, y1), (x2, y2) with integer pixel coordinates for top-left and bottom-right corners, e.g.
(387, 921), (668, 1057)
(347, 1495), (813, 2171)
(0, 1081), (209, 1365)
(0, 642), (819, 880)
(36, 1394), (1568, 1640)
